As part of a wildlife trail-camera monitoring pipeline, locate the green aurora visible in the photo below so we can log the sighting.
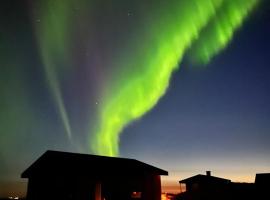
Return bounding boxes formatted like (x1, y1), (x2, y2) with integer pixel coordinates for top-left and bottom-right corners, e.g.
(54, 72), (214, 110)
(91, 0), (258, 156)
(33, 0), (74, 141)
(34, 0), (258, 156)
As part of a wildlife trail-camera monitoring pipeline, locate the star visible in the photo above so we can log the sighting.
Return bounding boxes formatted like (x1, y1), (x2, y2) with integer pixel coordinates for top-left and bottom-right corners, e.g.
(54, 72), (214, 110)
(127, 11), (133, 17)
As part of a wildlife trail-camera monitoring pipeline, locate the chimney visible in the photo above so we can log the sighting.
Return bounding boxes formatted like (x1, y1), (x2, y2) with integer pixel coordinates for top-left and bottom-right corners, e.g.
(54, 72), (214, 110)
(206, 171), (211, 176)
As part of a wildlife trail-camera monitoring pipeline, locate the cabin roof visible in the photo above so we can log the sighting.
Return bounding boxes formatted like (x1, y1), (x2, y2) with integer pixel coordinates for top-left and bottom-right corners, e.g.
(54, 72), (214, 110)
(179, 174), (231, 184)
(21, 150), (168, 178)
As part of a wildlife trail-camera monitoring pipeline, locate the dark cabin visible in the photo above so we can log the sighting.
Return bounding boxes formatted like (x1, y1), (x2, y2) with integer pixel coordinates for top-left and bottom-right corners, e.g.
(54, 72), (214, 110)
(21, 150), (168, 200)
(177, 171), (231, 200)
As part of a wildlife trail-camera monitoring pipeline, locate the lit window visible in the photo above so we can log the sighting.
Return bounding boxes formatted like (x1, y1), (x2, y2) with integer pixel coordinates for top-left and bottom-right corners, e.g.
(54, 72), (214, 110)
(131, 191), (142, 198)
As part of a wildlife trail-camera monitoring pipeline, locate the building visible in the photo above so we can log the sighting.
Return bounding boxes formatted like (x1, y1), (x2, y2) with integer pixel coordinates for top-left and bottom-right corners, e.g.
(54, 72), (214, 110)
(179, 171), (231, 193)
(21, 150), (168, 200)
(177, 171), (231, 200)
(176, 171), (270, 200)
(255, 173), (270, 188)
(255, 173), (270, 200)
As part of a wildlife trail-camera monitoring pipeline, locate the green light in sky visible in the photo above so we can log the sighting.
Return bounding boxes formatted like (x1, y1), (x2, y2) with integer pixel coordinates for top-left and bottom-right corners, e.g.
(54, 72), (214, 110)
(34, 0), (73, 140)
(91, 0), (258, 156)
(188, 0), (258, 64)
(32, 0), (258, 156)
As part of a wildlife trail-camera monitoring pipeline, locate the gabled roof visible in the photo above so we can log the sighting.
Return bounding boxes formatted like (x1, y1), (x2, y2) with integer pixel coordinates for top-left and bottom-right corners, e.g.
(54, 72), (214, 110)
(21, 150), (168, 178)
(179, 174), (231, 184)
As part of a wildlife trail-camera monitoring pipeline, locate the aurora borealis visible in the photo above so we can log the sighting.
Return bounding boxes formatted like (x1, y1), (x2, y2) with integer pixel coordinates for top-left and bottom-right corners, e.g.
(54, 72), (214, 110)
(90, 0), (257, 156)
(28, 0), (258, 156)
(1, 0), (270, 197)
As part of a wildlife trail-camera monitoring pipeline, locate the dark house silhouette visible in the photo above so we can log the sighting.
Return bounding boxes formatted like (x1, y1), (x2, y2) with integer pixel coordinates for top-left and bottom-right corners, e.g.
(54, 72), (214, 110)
(21, 150), (168, 200)
(255, 173), (270, 200)
(176, 171), (270, 200)
(177, 171), (231, 200)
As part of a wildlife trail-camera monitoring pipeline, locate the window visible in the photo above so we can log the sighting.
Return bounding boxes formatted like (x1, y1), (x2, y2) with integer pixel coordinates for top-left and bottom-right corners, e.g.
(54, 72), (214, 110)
(131, 191), (142, 198)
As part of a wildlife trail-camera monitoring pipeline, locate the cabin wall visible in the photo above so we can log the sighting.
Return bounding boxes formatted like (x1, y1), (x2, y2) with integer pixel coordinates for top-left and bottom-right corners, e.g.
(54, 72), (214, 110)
(100, 174), (162, 200)
(142, 175), (161, 200)
(25, 174), (162, 200)
(26, 176), (96, 200)
(102, 175), (142, 200)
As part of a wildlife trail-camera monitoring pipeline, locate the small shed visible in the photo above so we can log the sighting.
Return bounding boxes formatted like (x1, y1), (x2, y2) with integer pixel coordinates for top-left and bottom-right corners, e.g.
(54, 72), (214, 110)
(21, 150), (168, 200)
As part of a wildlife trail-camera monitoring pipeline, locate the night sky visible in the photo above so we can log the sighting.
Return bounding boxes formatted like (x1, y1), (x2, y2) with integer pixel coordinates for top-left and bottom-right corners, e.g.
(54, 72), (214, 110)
(0, 0), (270, 197)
